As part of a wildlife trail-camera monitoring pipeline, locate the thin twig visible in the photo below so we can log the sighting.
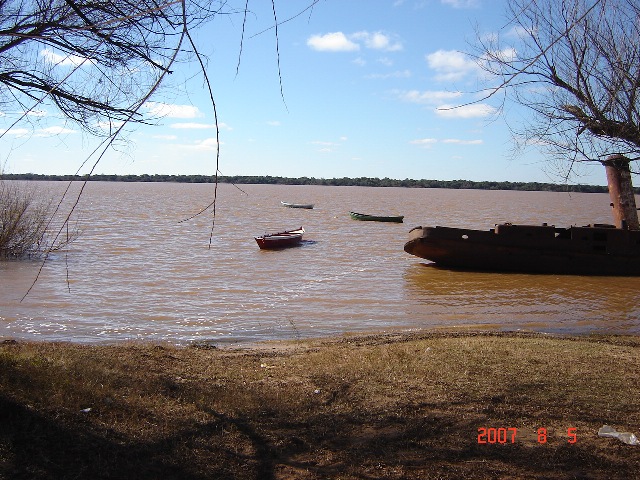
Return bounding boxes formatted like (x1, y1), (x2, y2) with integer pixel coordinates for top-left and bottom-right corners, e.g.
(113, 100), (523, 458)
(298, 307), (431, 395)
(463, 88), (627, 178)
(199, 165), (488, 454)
(21, 0), (190, 301)
(270, 0), (287, 111)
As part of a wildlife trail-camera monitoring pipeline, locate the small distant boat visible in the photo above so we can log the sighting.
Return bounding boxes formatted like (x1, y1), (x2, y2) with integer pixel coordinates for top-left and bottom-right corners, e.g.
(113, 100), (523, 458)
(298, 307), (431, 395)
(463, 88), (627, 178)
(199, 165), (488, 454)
(255, 227), (305, 249)
(349, 211), (404, 223)
(281, 201), (314, 209)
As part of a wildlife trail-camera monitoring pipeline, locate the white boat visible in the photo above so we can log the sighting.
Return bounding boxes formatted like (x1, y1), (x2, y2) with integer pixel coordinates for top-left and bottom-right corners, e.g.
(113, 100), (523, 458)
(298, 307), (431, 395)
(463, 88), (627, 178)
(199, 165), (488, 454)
(281, 201), (314, 209)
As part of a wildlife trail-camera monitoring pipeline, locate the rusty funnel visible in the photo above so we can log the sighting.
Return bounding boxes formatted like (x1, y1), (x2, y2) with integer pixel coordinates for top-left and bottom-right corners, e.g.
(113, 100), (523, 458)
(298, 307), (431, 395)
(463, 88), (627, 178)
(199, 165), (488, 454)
(602, 154), (639, 230)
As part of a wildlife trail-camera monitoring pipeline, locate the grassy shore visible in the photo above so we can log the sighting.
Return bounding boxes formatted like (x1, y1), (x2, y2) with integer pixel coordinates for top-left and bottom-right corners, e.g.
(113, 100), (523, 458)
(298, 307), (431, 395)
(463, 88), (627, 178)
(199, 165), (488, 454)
(2, 331), (640, 479)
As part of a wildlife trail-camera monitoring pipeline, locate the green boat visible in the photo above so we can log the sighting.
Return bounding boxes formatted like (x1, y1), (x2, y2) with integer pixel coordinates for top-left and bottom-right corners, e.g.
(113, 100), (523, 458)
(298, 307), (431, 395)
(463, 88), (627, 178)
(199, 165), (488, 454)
(349, 211), (404, 223)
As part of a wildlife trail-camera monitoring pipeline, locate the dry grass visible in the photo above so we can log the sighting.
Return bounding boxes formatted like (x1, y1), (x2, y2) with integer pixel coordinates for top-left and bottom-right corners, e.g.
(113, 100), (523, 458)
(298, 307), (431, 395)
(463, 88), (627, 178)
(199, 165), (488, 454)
(2, 331), (640, 479)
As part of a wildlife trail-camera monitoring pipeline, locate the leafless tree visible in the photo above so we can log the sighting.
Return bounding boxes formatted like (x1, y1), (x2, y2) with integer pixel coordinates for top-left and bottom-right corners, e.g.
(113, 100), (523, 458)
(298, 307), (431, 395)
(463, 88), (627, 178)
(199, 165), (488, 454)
(0, 179), (79, 258)
(476, 0), (640, 180)
(0, 0), (231, 135)
(0, 0), (320, 136)
(0, 0), (321, 280)
(0, 0), (233, 270)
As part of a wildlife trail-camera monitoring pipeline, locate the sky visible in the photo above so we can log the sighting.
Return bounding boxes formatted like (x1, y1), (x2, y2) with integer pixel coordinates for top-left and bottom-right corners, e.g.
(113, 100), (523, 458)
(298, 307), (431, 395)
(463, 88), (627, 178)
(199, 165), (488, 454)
(0, 0), (611, 185)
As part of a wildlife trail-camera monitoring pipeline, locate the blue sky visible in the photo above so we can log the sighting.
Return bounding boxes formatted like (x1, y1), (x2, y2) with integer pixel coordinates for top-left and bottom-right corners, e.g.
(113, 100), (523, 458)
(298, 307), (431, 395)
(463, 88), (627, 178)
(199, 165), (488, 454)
(0, 0), (609, 185)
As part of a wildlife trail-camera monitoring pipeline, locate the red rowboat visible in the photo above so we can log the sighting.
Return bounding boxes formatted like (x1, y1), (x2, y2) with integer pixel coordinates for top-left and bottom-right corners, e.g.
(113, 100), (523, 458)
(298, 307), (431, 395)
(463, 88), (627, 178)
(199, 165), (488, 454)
(254, 227), (305, 249)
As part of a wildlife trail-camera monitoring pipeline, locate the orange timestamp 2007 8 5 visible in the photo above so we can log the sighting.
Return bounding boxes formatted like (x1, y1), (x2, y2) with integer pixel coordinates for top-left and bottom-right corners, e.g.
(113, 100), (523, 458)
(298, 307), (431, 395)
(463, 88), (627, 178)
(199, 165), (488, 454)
(477, 427), (578, 444)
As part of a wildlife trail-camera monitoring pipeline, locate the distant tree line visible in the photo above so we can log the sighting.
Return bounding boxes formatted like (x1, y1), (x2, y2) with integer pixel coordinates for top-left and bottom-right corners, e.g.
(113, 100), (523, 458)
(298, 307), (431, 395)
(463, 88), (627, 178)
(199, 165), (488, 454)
(0, 173), (618, 193)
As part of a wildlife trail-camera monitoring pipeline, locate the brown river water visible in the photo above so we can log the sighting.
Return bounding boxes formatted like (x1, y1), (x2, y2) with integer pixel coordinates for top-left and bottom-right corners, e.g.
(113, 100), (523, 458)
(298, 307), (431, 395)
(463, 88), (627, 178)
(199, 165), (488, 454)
(2, 181), (640, 345)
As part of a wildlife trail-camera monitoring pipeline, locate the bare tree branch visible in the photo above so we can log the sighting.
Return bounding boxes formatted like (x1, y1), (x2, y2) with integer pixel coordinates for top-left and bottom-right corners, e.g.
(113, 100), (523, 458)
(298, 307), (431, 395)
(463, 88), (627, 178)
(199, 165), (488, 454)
(473, 0), (640, 178)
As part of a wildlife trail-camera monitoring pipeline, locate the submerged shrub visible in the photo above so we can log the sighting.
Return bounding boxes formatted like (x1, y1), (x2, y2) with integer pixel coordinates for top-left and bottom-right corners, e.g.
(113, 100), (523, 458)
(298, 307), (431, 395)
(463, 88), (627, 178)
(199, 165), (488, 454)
(0, 181), (76, 258)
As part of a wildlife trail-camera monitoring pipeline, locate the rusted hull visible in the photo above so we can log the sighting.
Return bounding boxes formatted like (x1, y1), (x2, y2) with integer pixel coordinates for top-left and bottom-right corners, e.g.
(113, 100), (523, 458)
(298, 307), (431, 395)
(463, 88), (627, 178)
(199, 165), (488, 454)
(404, 224), (640, 275)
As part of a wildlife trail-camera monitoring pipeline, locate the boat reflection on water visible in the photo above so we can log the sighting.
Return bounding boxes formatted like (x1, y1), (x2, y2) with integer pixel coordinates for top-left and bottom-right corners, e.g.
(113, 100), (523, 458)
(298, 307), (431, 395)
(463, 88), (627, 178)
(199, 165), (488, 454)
(402, 262), (640, 334)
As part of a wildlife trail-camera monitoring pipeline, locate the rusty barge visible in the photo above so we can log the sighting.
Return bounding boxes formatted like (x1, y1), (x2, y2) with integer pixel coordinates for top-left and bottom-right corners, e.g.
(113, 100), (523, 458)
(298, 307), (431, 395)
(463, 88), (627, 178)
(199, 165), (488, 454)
(404, 223), (640, 275)
(404, 155), (640, 275)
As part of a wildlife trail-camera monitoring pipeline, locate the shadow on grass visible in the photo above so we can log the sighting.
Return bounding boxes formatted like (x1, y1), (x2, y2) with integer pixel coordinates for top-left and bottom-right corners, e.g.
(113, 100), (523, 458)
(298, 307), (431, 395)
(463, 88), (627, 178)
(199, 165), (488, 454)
(2, 388), (638, 480)
(0, 394), (202, 479)
(3, 333), (640, 479)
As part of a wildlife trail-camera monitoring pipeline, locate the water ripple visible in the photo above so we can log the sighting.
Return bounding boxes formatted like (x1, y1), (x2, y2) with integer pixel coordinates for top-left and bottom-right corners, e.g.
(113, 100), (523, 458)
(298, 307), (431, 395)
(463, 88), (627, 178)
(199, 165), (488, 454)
(1, 181), (638, 344)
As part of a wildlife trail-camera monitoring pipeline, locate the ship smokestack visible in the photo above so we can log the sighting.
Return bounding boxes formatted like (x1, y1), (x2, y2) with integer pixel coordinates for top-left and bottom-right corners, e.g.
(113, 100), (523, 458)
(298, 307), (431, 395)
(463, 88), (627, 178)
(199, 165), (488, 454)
(602, 154), (639, 230)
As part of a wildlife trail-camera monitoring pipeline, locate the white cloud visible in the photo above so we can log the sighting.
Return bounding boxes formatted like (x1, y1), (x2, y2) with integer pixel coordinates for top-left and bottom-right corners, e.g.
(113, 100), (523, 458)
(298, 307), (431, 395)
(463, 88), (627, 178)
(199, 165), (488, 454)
(0, 128), (29, 137)
(395, 89), (462, 104)
(494, 47), (517, 63)
(144, 102), (203, 119)
(426, 50), (480, 82)
(170, 122), (214, 129)
(410, 137), (482, 147)
(194, 138), (218, 150)
(441, 0), (480, 8)
(311, 140), (339, 147)
(26, 110), (47, 117)
(40, 48), (93, 67)
(507, 25), (533, 39)
(171, 122), (231, 130)
(95, 120), (125, 130)
(436, 103), (496, 118)
(410, 138), (438, 147)
(180, 138), (218, 151)
(442, 138), (483, 145)
(394, 89), (494, 119)
(266, 120), (281, 127)
(35, 126), (77, 136)
(307, 31), (402, 52)
(352, 31), (403, 52)
(311, 139), (344, 153)
(367, 70), (411, 80)
(307, 32), (359, 52)
(0, 109), (46, 117)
